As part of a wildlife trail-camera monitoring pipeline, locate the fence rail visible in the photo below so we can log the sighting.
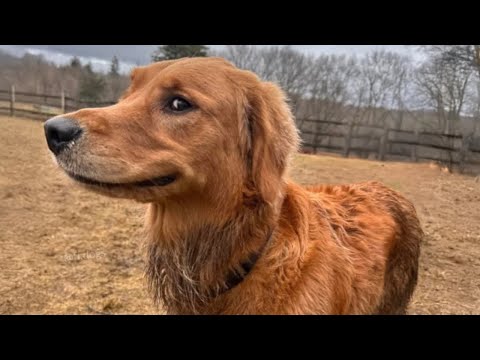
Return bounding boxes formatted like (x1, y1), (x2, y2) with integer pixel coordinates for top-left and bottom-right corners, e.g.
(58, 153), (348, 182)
(1, 88), (479, 172)
(298, 118), (480, 171)
(0, 87), (116, 118)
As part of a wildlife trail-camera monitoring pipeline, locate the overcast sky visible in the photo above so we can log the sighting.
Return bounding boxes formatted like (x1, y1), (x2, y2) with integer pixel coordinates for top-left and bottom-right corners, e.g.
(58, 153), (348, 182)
(0, 45), (417, 73)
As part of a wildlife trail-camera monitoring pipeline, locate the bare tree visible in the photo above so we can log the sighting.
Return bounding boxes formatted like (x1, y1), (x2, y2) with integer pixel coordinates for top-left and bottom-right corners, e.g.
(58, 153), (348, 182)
(418, 45), (480, 129)
(355, 50), (412, 125)
(262, 46), (311, 108)
(413, 50), (475, 170)
(306, 54), (358, 121)
(220, 45), (310, 114)
(299, 54), (358, 150)
(414, 55), (472, 134)
(0, 52), (130, 104)
(346, 50), (413, 158)
(421, 45), (480, 79)
(221, 45), (262, 74)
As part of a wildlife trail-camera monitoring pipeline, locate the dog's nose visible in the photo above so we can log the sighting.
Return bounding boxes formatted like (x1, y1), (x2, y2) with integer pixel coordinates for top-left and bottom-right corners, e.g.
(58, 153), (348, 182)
(44, 117), (83, 155)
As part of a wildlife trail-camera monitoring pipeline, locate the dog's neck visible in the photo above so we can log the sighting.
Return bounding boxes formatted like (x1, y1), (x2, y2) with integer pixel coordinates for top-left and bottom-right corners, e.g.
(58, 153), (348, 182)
(144, 191), (280, 314)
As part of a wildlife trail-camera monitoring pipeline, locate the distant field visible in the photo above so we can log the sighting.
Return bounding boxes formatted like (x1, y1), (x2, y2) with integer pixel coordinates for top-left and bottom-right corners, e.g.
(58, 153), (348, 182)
(1, 116), (479, 314)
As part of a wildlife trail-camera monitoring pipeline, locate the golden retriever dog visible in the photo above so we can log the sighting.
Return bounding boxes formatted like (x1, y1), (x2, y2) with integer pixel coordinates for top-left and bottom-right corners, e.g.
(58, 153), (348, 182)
(44, 57), (422, 315)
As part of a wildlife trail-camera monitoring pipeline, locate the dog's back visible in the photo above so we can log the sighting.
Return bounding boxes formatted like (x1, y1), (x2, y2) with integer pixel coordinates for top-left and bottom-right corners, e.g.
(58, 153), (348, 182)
(301, 181), (422, 314)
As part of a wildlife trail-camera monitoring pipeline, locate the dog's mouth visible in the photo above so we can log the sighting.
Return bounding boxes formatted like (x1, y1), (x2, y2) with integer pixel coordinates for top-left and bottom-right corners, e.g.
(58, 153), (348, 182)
(66, 171), (178, 188)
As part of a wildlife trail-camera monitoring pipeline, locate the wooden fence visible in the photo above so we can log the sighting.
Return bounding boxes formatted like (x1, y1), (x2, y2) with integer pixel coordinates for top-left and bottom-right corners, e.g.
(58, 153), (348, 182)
(298, 118), (480, 172)
(0, 87), (115, 118)
(1, 87), (479, 172)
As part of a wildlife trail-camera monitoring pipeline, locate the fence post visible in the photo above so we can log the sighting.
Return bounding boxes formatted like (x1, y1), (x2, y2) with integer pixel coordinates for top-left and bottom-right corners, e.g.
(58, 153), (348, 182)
(343, 119), (353, 157)
(411, 125), (419, 162)
(10, 85), (15, 117)
(312, 119), (320, 154)
(458, 134), (471, 174)
(378, 121), (389, 161)
(61, 90), (65, 114)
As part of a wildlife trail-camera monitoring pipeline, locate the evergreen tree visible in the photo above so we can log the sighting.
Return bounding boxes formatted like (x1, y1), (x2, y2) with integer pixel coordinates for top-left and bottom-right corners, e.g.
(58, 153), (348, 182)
(84, 62), (94, 74)
(151, 45), (209, 62)
(110, 55), (120, 76)
(70, 56), (81, 68)
(79, 73), (106, 102)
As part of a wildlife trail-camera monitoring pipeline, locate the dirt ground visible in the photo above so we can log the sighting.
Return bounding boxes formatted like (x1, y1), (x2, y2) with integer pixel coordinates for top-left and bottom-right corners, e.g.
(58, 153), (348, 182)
(1, 116), (479, 315)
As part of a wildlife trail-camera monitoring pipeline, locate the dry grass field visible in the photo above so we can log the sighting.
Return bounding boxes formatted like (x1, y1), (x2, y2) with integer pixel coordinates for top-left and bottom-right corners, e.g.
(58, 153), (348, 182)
(1, 116), (479, 314)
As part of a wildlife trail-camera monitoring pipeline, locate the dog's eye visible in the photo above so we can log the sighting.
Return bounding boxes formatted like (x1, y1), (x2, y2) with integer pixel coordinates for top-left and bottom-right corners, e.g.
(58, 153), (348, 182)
(167, 97), (192, 112)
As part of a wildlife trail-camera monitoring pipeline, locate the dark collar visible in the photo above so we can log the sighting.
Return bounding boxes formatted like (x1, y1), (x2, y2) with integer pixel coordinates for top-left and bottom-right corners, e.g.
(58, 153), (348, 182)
(217, 228), (275, 296)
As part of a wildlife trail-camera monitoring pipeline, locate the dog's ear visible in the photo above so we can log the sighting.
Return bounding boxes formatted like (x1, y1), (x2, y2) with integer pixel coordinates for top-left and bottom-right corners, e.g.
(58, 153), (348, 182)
(243, 80), (300, 207)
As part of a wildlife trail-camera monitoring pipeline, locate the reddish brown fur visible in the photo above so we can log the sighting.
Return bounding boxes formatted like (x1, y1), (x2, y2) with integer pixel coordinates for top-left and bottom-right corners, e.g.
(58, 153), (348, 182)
(48, 57), (422, 314)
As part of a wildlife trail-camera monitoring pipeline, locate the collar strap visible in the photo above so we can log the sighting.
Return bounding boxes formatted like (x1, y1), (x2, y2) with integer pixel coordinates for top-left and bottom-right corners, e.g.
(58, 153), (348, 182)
(217, 228), (275, 296)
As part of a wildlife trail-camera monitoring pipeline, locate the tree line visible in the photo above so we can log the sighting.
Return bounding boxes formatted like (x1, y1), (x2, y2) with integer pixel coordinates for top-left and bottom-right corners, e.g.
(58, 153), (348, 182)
(217, 45), (480, 136)
(0, 51), (129, 103)
(1, 45), (479, 136)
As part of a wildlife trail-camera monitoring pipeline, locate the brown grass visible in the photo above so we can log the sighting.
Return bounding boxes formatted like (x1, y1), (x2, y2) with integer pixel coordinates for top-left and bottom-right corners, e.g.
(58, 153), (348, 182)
(1, 116), (479, 314)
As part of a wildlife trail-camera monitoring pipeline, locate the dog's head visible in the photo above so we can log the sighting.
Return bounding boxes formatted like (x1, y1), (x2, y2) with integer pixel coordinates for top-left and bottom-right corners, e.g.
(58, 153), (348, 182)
(44, 57), (299, 207)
